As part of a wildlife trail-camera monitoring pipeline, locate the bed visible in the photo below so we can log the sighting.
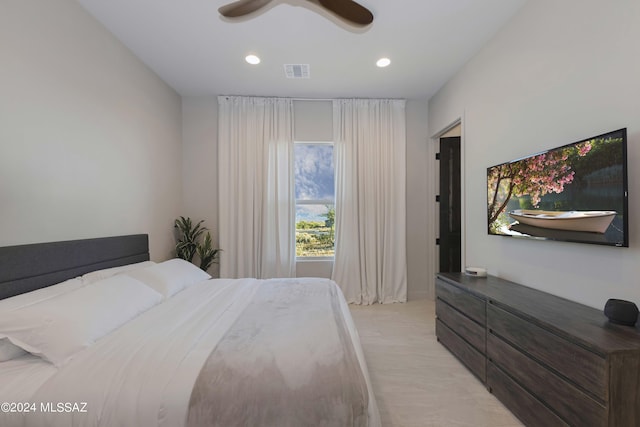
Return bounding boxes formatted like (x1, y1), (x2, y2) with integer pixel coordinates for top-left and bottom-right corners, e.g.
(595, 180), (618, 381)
(0, 235), (380, 427)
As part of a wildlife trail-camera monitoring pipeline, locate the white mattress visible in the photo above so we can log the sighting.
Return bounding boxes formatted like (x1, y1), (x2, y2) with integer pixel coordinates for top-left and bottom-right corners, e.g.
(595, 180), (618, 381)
(0, 278), (379, 427)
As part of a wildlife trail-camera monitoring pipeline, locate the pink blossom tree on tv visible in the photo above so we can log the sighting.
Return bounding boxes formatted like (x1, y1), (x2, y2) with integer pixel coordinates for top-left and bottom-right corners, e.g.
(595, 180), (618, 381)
(487, 140), (592, 229)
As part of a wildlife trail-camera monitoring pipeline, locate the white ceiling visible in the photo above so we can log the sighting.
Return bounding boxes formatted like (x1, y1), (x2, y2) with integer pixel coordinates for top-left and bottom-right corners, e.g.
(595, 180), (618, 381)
(76, 0), (527, 99)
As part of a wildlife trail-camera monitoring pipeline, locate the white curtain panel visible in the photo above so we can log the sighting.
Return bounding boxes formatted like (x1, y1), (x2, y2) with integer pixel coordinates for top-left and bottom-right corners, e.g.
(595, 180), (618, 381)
(217, 96), (295, 279)
(331, 99), (408, 304)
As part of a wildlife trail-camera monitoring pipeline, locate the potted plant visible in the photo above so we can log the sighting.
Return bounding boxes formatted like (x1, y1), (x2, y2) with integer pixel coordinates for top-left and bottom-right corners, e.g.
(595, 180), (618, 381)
(174, 216), (220, 271)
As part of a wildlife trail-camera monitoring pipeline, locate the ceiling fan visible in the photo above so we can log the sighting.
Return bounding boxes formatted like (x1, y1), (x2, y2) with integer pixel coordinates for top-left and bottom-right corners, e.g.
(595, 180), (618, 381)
(218, 0), (374, 27)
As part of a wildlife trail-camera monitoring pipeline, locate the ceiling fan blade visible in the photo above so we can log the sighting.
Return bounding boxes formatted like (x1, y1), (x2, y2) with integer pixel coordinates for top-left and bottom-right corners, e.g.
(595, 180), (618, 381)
(218, 0), (274, 18)
(316, 0), (373, 26)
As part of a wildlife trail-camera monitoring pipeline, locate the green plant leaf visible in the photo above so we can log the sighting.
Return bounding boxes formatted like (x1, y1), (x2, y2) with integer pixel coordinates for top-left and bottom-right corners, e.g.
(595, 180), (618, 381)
(174, 216), (208, 262)
(197, 231), (220, 272)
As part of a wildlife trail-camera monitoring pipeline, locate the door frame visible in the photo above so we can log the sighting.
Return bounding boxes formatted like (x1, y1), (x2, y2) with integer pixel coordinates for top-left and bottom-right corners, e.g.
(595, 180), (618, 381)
(432, 118), (466, 276)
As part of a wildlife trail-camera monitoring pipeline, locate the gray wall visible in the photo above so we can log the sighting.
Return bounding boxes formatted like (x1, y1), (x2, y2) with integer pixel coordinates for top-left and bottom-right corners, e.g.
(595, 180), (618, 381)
(429, 0), (640, 308)
(0, 0), (183, 260)
(406, 99), (431, 299)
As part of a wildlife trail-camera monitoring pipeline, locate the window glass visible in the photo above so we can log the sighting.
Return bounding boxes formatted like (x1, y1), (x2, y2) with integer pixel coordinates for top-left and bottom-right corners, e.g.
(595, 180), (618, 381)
(294, 144), (334, 200)
(294, 143), (335, 258)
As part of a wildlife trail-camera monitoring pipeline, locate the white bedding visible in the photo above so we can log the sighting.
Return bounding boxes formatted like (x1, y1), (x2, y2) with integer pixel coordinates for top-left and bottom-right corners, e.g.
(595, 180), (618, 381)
(0, 278), (380, 427)
(0, 355), (56, 403)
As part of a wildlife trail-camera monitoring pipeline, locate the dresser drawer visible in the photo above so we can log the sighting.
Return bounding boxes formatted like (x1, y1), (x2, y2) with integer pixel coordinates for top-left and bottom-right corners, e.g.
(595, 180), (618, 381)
(436, 278), (486, 325)
(488, 333), (606, 426)
(436, 319), (486, 382)
(436, 298), (485, 353)
(488, 361), (568, 427)
(487, 303), (606, 400)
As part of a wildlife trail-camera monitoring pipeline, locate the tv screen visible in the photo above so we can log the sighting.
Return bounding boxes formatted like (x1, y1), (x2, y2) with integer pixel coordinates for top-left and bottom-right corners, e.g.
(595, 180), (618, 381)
(487, 128), (628, 247)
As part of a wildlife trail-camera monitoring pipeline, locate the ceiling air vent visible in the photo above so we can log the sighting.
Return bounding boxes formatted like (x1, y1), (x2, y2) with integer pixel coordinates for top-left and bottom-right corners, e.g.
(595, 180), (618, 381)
(284, 64), (310, 79)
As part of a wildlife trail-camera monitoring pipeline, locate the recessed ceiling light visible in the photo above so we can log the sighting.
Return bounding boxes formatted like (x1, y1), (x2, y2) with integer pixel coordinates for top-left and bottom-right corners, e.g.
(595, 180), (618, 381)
(376, 57), (391, 68)
(245, 54), (260, 65)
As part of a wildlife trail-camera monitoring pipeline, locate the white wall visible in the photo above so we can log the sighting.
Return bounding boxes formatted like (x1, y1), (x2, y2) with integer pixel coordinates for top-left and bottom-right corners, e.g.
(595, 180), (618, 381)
(0, 0), (183, 260)
(428, 0), (640, 309)
(181, 97), (432, 298)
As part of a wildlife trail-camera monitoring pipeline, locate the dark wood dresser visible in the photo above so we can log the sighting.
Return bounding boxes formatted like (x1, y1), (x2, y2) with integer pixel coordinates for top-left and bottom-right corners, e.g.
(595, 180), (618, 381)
(435, 272), (640, 427)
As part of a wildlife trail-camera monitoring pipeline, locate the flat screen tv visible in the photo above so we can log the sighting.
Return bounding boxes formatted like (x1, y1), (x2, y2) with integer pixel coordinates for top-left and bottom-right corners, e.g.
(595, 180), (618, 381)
(487, 128), (628, 247)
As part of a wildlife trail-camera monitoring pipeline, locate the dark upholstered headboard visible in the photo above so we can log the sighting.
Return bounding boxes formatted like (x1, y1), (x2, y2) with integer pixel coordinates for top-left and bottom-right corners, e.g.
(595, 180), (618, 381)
(0, 234), (149, 300)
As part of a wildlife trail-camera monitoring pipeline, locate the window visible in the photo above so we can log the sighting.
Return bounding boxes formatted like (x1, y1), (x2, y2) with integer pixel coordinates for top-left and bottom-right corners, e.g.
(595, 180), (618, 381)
(294, 142), (335, 258)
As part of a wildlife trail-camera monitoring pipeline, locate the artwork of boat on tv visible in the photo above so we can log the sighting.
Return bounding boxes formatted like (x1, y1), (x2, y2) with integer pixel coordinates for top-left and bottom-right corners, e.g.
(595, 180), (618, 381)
(487, 128), (628, 247)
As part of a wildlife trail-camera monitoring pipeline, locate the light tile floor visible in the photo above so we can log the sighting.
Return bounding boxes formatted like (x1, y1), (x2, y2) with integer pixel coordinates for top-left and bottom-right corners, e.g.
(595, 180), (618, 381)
(349, 298), (524, 427)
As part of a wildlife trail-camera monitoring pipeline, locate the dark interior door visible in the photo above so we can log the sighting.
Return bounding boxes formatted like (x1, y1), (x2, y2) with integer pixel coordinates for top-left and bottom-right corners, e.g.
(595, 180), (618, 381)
(438, 136), (461, 272)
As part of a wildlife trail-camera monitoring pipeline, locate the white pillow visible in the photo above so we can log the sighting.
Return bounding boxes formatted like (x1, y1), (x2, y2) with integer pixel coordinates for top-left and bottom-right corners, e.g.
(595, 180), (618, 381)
(81, 260), (156, 285)
(125, 258), (211, 298)
(0, 277), (85, 361)
(0, 275), (163, 367)
(0, 277), (85, 312)
(0, 339), (27, 362)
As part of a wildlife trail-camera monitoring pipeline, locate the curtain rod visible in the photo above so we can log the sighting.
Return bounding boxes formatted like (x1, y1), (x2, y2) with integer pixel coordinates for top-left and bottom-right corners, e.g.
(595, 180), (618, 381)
(292, 96), (407, 101)
(220, 95), (332, 101)
(220, 96), (403, 101)
(291, 97), (405, 101)
(292, 98), (333, 101)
